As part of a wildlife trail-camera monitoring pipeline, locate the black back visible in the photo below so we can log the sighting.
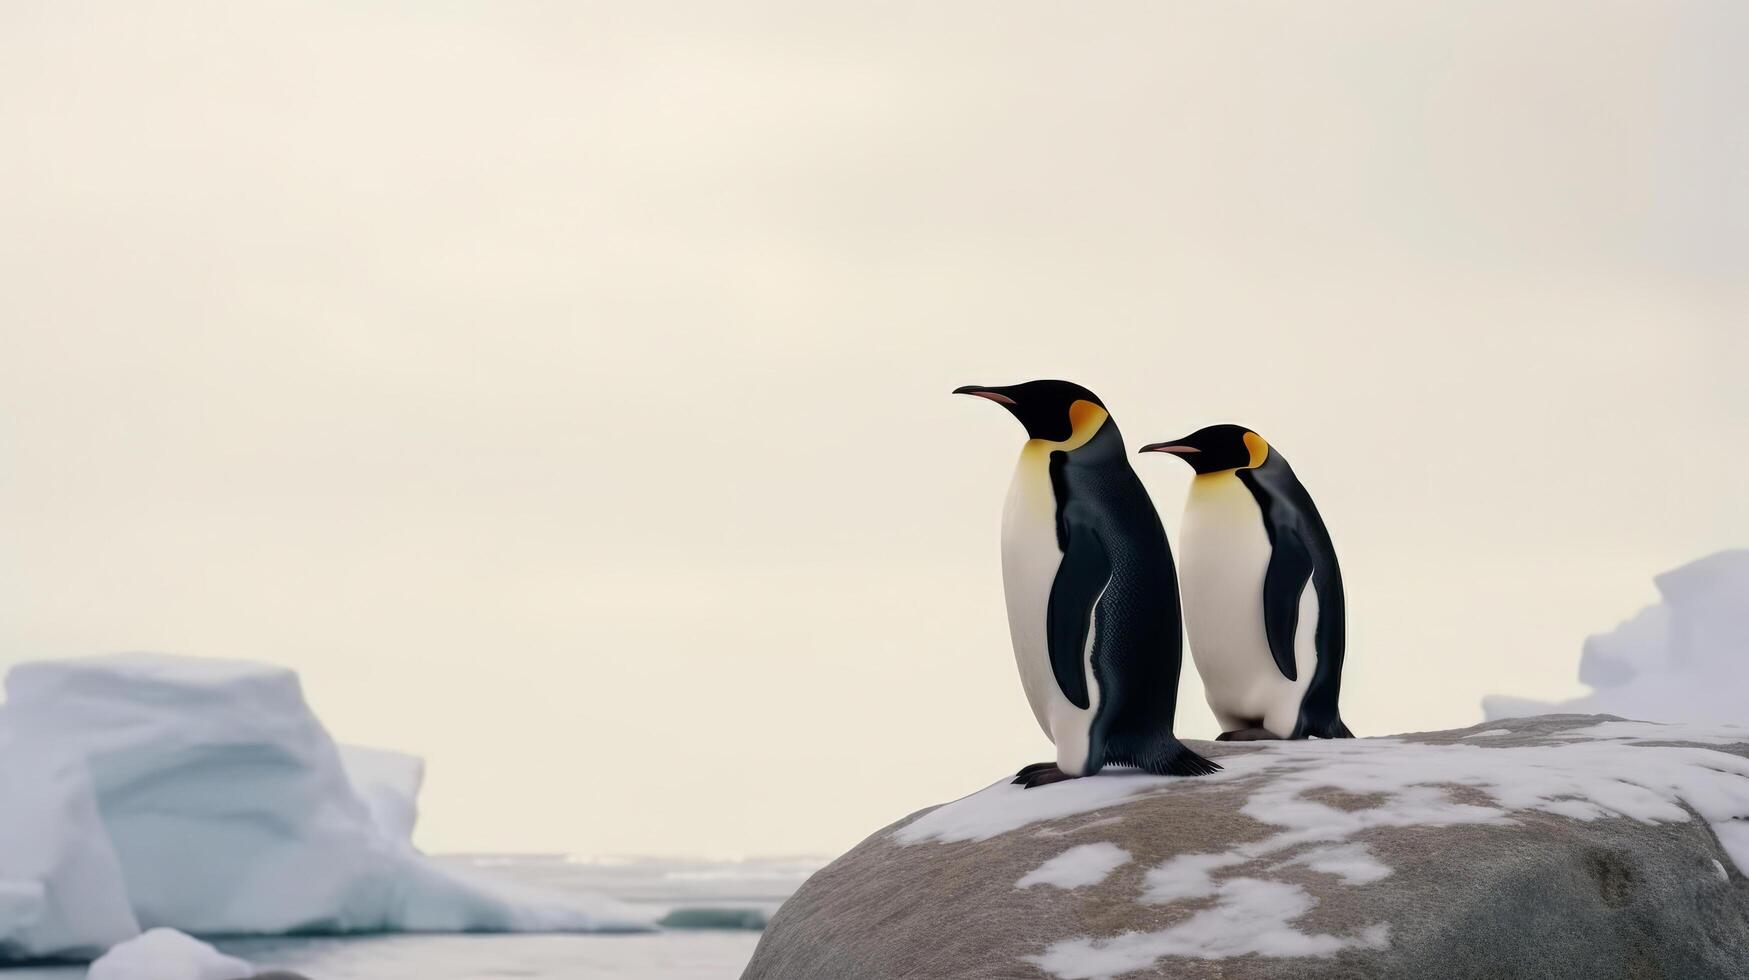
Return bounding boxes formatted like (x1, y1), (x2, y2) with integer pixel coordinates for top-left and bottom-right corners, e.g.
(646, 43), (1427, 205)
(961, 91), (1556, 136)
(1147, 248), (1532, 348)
(1049, 420), (1210, 772)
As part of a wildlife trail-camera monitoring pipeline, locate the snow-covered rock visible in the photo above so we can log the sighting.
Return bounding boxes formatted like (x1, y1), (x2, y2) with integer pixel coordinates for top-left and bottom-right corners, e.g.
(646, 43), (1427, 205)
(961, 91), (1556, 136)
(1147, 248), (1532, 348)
(744, 716), (1749, 980)
(0, 653), (654, 963)
(87, 928), (251, 980)
(1484, 549), (1749, 725)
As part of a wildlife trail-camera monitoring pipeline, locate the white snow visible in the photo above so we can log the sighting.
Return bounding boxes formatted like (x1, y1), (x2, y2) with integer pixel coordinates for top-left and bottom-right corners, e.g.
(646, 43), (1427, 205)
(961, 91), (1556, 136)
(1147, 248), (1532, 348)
(893, 770), (1176, 845)
(1713, 859), (1730, 882)
(86, 928), (251, 980)
(1273, 842), (1392, 885)
(1017, 843), (1132, 890)
(1034, 815), (1125, 838)
(0, 653), (655, 964)
(1029, 877), (1391, 978)
(1141, 852), (1247, 903)
(900, 726), (1749, 978)
(1485, 549), (1749, 726)
(1463, 729), (1512, 738)
(1558, 719), (1749, 746)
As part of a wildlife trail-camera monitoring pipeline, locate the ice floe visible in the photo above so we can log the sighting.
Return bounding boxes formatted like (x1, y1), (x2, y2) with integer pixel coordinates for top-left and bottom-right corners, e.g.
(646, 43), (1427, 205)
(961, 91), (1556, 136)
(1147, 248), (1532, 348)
(86, 928), (252, 980)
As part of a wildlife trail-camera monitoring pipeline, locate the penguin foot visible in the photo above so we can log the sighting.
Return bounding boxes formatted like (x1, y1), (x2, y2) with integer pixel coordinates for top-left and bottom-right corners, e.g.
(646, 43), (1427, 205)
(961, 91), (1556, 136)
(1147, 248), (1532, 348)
(1014, 765), (1079, 789)
(1216, 727), (1281, 742)
(1012, 761), (1058, 782)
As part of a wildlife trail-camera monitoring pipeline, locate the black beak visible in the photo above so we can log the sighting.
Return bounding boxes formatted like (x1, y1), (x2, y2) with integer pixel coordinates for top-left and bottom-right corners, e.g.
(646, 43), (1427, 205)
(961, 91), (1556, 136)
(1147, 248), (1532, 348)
(1138, 441), (1200, 455)
(953, 385), (1017, 405)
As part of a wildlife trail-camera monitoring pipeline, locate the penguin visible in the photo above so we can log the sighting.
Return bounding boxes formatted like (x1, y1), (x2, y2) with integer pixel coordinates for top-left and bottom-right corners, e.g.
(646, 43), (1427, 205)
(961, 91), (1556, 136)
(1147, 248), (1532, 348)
(955, 380), (1218, 787)
(1138, 425), (1352, 741)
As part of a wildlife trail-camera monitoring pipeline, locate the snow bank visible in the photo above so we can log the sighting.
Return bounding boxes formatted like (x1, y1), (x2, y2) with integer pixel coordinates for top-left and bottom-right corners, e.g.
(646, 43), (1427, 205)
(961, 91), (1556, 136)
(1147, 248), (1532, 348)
(87, 928), (251, 980)
(0, 653), (654, 963)
(1483, 549), (1749, 725)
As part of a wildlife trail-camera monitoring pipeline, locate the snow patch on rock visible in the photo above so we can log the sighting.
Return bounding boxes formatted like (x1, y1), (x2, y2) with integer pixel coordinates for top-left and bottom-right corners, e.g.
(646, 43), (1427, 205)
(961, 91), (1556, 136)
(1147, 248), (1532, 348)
(1031, 877), (1391, 978)
(1559, 719), (1749, 746)
(893, 771), (1169, 845)
(1274, 842), (1392, 885)
(1141, 851), (1246, 904)
(1016, 843), (1131, 890)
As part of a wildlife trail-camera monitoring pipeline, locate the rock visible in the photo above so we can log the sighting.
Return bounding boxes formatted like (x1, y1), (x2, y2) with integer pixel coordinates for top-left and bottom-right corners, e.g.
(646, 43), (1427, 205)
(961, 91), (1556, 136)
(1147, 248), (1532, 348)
(743, 715), (1749, 980)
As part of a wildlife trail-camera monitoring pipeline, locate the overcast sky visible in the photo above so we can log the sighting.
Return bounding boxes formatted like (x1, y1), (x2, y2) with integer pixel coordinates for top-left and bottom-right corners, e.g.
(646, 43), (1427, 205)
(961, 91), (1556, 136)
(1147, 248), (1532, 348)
(3, 1), (1745, 858)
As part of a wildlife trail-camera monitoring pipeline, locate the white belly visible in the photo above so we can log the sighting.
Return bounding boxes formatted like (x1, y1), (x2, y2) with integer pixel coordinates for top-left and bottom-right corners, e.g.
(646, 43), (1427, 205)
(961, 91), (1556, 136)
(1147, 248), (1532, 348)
(1000, 448), (1101, 774)
(1180, 473), (1317, 737)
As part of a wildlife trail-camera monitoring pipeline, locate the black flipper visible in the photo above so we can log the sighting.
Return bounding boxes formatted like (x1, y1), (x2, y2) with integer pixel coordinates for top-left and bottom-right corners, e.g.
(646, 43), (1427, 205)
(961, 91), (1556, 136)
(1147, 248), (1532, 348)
(1240, 451), (1350, 739)
(1044, 521), (1110, 710)
(1259, 527), (1315, 683)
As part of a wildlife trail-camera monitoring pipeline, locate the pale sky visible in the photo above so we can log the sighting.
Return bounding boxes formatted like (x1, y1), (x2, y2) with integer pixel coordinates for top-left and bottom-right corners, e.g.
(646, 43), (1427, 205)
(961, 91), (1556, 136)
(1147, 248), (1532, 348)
(2, 2), (1745, 858)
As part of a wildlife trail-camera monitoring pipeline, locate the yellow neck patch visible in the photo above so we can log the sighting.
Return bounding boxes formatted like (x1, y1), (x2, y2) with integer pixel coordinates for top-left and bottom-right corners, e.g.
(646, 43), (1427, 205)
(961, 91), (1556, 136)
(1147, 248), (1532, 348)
(1038, 400), (1108, 450)
(1193, 430), (1270, 483)
(1243, 431), (1270, 469)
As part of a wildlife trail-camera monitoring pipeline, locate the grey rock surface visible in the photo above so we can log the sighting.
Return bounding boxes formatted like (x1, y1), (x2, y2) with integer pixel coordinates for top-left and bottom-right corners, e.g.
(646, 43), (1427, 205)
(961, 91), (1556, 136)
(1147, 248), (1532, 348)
(743, 715), (1749, 980)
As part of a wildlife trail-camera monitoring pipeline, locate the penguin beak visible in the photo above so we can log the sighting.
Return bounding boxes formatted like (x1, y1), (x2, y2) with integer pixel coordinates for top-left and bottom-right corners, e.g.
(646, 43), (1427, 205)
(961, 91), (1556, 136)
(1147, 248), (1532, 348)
(953, 385), (1017, 406)
(1138, 442), (1199, 455)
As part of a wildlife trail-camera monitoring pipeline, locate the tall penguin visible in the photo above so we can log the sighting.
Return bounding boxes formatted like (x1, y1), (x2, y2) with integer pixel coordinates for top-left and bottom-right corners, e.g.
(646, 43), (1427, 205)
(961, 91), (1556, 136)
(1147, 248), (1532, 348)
(955, 380), (1218, 787)
(1139, 425), (1352, 741)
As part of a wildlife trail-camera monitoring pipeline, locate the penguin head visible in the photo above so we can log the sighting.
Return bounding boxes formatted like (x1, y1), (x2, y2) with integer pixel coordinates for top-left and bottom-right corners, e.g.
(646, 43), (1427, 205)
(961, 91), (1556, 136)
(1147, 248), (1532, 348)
(1139, 424), (1270, 474)
(953, 380), (1109, 444)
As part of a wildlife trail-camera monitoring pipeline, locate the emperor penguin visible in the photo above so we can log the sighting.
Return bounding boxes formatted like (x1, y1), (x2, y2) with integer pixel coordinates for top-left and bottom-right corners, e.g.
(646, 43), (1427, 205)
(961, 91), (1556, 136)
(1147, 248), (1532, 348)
(955, 380), (1218, 787)
(1139, 425), (1352, 741)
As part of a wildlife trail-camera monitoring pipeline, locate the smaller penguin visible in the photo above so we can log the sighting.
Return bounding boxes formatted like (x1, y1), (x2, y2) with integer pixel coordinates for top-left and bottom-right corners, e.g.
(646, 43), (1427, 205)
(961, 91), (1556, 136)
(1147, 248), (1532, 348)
(1139, 425), (1351, 741)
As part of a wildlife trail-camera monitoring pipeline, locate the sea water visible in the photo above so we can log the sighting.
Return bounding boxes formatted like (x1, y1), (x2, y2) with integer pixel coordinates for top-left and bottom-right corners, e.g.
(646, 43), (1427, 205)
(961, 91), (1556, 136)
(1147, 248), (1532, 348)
(0, 855), (819, 980)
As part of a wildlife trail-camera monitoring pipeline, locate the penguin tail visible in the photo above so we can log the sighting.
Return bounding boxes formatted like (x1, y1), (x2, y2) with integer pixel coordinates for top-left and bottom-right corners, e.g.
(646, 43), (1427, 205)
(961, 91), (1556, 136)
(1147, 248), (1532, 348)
(1118, 736), (1221, 778)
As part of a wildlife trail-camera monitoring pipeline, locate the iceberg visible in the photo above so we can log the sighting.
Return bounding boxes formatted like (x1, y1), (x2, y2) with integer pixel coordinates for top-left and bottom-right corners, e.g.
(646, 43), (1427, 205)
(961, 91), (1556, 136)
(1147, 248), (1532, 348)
(1484, 549), (1749, 725)
(0, 653), (655, 964)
